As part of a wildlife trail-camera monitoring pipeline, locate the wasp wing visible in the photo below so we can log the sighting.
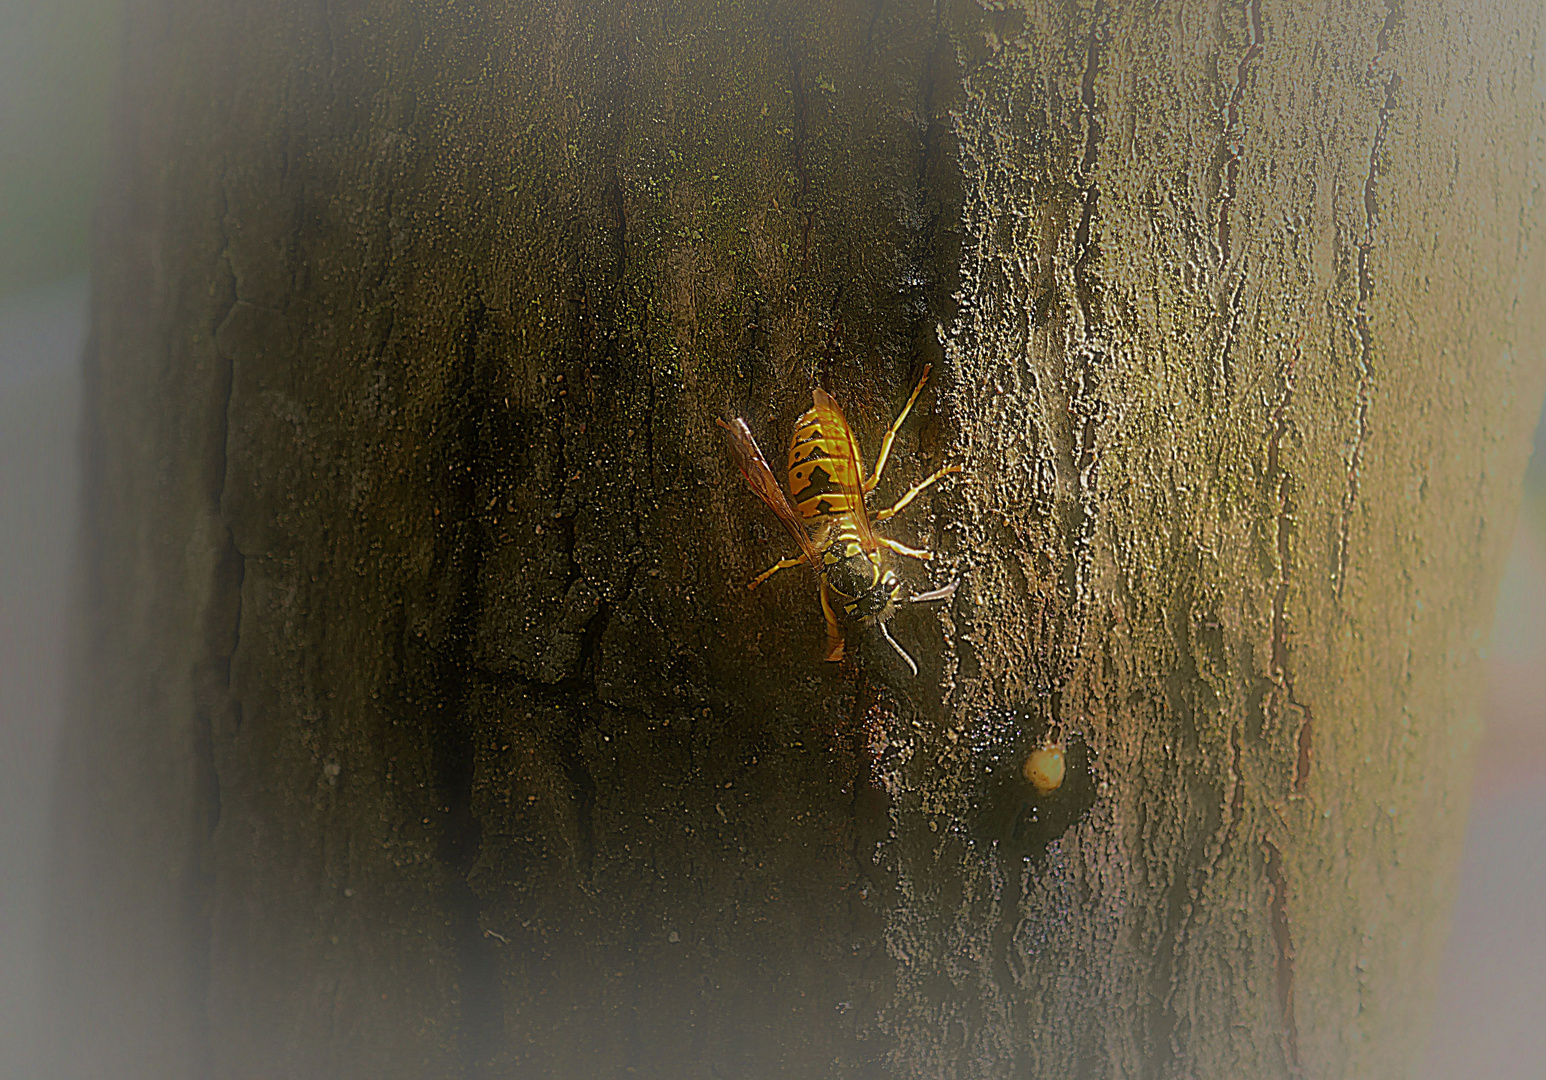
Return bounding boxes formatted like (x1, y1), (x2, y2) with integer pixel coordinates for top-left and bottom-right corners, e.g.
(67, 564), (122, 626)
(810, 387), (880, 553)
(717, 417), (822, 571)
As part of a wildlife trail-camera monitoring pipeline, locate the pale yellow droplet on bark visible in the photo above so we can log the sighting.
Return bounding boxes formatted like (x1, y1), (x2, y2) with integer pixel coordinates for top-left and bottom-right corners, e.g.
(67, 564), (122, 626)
(1023, 743), (1065, 794)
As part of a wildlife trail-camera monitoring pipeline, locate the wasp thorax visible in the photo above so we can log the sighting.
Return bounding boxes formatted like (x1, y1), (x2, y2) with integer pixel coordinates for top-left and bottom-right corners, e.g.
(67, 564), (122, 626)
(1023, 742), (1066, 794)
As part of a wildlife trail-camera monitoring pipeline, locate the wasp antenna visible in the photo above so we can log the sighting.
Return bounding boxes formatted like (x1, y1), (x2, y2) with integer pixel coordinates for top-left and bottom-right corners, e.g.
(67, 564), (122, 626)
(879, 621), (918, 677)
(910, 579), (959, 604)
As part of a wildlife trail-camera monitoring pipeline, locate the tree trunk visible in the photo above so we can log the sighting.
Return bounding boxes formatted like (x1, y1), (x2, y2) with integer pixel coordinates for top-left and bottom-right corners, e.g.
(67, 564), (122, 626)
(47, 1), (1546, 1077)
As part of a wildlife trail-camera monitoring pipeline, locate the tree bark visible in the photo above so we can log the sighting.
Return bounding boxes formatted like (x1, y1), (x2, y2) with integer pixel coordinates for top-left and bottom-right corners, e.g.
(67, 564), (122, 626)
(47, 1), (1546, 1077)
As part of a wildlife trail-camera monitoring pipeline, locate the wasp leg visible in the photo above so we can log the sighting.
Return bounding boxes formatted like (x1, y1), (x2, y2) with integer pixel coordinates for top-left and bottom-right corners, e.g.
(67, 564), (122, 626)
(880, 536), (932, 560)
(873, 463), (963, 522)
(748, 555), (808, 590)
(865, 363), (934, 492)
(910, 579), (959, 603)
(879, 621), (918, 676)
(820, 580), (846, 662)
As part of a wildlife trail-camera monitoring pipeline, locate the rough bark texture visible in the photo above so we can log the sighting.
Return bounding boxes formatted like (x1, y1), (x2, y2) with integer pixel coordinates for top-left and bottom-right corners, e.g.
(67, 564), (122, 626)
(47, 1), (1546, 1078)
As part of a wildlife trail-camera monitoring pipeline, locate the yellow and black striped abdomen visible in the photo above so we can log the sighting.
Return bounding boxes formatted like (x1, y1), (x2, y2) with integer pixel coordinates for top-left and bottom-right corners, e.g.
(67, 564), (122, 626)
(787, 404), (862, 520)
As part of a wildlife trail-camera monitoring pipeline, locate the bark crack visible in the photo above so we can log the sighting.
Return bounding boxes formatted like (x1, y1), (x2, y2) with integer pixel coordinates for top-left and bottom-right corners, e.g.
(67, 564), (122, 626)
(1262, 837), (1302, 1073)
(1336, 2), (1402, 598)
(1218, 275), (1247, 392)
(1071, 0), (1108, 336)
(189, 167), (245, 1076)
(1266, 337), (1314, 790)
(430, 294), (503, 1074)
(1217, 0), (1264, 266)
(1227, 720), (1246, 834)
(788, 44), (814, 267)
(1057, 0), (1111, 672)
(213, 172), (240, 331)
(318, 0), (336, 74)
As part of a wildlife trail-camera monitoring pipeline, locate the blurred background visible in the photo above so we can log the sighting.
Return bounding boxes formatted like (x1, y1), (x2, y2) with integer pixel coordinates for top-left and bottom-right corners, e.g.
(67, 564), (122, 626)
(2, 1), (117, 1077)
(1417, 430), (1546, 1079)
(0, 3), (1541, 1077)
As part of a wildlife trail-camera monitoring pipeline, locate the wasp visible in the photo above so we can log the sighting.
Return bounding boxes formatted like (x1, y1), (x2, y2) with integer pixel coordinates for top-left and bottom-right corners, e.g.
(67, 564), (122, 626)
(718, 365), (961, 675)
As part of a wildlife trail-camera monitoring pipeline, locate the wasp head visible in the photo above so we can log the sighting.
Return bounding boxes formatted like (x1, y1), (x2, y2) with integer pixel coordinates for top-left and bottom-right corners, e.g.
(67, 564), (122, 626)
(824, 542), (899, 624)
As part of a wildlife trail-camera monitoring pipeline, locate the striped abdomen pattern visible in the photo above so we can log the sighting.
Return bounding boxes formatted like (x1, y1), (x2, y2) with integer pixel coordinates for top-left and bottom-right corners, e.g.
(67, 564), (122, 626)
(787, 402), (861, 520)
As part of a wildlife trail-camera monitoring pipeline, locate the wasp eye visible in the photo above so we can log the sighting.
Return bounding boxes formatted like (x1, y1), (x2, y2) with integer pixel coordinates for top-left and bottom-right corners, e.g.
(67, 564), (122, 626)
(1022, 742), (1066, 794)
